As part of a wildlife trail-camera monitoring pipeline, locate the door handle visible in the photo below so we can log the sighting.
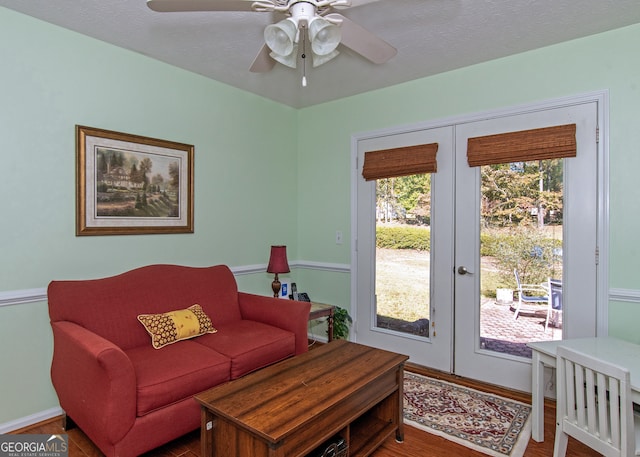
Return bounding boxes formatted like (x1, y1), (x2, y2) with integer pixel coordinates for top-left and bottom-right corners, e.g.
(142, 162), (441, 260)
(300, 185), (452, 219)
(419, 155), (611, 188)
(457, 266), (473, 275)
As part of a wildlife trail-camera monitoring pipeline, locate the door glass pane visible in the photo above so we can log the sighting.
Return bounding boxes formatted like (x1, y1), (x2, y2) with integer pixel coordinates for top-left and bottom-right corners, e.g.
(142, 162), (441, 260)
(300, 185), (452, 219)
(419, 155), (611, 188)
(374, 174), (431, 338)
(480, 159), (563, 358)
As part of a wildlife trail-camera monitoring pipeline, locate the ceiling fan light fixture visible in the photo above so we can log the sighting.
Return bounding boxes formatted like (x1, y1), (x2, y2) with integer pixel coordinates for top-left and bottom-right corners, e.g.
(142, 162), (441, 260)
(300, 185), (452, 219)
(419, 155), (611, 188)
(269, 44), (298, 69)
(309, 17), (341, 56)
(264, 18), (298, 56)
(148, 0), (398, 76)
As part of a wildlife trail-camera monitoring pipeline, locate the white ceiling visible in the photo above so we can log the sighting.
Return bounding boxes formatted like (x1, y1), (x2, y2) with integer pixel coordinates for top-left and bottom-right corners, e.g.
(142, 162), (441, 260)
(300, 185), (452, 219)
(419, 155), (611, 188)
(2, 0), (640, 108)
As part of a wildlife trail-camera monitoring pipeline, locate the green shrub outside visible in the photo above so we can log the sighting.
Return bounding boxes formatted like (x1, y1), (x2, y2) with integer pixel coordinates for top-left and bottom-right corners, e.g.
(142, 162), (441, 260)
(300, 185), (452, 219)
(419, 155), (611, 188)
(377, 225), (561, 291)
(376, 226), (430, 250)
(487, 227), (562, 287)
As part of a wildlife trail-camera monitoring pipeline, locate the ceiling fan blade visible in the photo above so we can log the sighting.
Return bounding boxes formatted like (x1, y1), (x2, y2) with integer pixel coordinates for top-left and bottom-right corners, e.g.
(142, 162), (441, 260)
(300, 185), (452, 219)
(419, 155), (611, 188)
(147, 0), (256, 12)
(335, 0), (381, 8)
(249, 44), (277, 73)
(327, 13), (396, 64)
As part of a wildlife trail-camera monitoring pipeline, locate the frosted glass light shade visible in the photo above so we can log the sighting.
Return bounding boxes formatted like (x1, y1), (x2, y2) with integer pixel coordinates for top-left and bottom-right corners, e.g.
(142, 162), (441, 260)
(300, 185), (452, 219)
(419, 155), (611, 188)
(312, 49), (339, 67)
(270, 45), (298, 69)
(265, 19), (297, 56)
(309, 18), (341, 56)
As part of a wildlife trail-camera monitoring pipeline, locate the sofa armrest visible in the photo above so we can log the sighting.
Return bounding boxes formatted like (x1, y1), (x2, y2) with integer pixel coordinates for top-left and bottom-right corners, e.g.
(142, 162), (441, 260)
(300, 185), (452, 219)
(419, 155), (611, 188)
(238, 293), (311, 355)
(50, 321), (136, 444)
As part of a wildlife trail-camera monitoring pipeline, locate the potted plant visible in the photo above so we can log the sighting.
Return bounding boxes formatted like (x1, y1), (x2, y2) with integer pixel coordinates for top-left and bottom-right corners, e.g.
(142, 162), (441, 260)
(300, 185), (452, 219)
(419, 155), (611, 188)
(332, 306), (353, 340)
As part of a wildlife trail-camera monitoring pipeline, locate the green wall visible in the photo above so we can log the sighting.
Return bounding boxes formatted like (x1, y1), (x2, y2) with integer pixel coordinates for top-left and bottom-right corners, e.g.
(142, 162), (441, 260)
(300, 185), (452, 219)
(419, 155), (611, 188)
(297, 24), (640, 334)
(2, 4), (640, 429)
(0, 7), (298, 425)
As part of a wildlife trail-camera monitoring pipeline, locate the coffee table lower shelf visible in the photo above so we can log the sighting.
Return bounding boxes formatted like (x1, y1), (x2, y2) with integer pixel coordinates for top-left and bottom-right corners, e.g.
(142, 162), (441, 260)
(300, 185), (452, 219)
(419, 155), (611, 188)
(349, 415), (398, 457)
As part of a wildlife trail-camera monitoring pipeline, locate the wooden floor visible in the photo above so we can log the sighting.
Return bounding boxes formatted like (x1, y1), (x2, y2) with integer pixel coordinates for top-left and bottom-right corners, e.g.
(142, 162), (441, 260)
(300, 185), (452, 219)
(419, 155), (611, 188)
(11, 362), (600, 457)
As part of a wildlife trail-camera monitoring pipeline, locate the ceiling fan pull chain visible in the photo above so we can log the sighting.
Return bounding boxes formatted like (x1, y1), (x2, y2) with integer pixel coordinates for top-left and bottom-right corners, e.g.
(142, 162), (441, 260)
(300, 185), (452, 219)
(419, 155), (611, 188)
(301, 25), (308, 87)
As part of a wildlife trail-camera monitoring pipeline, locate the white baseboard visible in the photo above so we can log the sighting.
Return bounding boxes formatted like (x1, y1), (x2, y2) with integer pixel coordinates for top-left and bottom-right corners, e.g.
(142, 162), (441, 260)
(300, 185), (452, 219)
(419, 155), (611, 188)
(0, 407), (63, 434)
(307, 332), (329, 344)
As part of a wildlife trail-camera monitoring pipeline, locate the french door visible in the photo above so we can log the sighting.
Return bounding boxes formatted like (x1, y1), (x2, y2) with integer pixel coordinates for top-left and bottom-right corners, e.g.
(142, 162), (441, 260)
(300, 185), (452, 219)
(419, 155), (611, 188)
(354, 126), (455, 371)
(353, 95), (604, 391)
(453, 101), (599, 390)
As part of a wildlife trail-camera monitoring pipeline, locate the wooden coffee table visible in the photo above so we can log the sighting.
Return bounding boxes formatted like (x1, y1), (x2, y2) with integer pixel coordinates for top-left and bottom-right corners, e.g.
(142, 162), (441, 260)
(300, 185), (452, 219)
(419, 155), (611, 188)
(195, 340), (408, 457)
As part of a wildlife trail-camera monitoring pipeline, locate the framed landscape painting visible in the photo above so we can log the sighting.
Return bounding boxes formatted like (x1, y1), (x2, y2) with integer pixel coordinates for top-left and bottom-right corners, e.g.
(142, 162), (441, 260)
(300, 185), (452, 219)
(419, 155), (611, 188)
(76, 125), (194, 235)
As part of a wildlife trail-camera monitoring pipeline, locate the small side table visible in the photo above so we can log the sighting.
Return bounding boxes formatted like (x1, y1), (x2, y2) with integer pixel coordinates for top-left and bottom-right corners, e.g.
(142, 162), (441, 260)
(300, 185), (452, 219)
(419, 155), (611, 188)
(309, 302), (336, 342)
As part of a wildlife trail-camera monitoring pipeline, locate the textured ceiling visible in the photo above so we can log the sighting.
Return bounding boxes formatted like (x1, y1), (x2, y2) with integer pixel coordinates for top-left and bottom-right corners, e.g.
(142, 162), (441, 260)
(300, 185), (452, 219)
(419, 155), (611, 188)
(2, 0), (640, 108)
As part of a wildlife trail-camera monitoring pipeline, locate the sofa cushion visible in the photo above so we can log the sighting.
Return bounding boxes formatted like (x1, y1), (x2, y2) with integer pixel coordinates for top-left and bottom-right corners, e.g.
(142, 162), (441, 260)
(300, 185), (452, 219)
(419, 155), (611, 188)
(125, 341), (230, 417)
(195, 320), (295, 379)
(137, 304), (217, 349)
(194, 320), (295, 379)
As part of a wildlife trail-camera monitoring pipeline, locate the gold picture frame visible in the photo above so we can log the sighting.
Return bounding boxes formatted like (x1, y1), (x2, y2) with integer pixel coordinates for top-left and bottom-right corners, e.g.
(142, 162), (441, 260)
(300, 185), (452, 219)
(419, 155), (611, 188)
(76, 125), (194, 235)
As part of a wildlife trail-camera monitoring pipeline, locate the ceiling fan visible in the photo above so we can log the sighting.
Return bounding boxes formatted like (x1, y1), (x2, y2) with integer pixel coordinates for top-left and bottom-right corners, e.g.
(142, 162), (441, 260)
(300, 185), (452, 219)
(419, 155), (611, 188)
(146, 0), (397, 76)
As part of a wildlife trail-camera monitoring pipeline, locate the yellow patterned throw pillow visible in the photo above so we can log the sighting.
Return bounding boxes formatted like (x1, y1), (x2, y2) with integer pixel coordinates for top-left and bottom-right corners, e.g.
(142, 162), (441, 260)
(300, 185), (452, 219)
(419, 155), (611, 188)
(137, 304), (217, 349)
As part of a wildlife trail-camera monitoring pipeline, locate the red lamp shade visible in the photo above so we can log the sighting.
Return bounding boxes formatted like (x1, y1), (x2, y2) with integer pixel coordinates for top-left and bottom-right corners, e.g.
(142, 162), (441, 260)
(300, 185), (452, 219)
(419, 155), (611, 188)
(267, 245), (289, 298)
(267, 245), (290, 274)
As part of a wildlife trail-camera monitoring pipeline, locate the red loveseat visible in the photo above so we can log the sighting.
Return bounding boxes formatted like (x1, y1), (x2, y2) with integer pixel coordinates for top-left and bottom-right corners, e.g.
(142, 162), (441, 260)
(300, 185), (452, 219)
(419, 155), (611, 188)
(47, 264), (310, 457)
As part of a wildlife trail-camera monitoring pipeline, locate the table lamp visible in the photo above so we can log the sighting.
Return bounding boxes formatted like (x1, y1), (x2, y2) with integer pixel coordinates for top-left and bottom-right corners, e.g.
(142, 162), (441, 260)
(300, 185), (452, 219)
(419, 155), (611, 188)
(267, 245), (290, 298)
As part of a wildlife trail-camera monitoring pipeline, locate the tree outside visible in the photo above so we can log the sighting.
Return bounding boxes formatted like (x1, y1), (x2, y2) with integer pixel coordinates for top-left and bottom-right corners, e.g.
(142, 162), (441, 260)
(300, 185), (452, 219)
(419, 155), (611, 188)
(480, 159), (563, 289)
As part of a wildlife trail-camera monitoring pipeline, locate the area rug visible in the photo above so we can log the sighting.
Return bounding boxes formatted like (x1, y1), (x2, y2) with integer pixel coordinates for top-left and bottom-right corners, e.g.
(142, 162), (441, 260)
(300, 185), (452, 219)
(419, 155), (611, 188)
(403, 373), (532, 457)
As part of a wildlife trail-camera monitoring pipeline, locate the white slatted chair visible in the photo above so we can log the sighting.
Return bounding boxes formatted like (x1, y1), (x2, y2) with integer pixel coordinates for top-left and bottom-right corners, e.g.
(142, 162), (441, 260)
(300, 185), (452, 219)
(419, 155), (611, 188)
(553, 346), (640, 457)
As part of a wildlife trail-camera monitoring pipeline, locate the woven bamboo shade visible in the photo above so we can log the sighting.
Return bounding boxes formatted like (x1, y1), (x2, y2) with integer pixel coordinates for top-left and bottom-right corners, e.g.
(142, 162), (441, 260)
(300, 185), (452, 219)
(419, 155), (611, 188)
(467, 124), (576, 167)
(362, 143), (438, 181)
